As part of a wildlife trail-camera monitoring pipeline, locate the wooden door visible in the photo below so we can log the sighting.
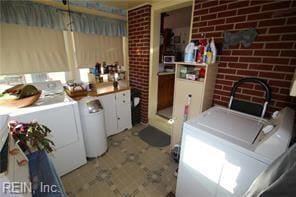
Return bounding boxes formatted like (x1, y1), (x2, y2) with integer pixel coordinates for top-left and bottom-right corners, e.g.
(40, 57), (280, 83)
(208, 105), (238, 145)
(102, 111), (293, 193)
(157, 74), (175, 110)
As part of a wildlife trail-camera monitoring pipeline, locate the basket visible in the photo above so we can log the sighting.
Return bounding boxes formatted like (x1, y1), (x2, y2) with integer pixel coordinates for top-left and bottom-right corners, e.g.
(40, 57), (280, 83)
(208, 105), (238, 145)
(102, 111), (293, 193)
(0, 92), (41, 108)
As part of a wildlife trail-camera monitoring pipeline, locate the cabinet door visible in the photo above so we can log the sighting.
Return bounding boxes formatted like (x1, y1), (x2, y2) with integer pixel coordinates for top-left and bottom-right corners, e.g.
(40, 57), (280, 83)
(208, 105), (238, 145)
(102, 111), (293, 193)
(98, 94), (118, 136)
(171, 79), (203, 147)
(116, 90), (132, 132)
(157, 74), (175, 110)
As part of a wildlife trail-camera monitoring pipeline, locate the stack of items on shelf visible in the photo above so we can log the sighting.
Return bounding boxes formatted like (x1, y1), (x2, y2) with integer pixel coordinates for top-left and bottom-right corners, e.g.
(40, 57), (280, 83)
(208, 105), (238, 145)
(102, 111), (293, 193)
(184, 35), (217, 64)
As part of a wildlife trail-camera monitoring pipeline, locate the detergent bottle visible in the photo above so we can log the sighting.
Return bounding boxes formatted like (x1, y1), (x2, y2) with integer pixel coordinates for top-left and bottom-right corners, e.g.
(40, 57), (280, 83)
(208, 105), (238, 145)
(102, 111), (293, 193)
(210, 37), (217, 64)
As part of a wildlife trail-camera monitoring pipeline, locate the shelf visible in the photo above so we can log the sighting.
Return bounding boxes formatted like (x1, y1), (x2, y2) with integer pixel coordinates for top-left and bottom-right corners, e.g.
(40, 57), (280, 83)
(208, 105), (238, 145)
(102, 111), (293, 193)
(175, 61), (209, 67)
(176, 78), (204, 85)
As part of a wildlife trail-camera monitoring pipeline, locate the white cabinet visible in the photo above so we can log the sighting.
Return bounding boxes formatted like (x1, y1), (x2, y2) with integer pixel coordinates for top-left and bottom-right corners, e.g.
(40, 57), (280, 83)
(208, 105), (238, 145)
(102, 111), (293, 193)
(99, 90), (132, 136)
(171, 62), (218, 148)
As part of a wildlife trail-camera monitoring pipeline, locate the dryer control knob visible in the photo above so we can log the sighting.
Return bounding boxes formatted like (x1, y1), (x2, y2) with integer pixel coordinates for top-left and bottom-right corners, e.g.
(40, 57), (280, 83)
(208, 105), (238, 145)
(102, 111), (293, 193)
(262, 125), (274, 134)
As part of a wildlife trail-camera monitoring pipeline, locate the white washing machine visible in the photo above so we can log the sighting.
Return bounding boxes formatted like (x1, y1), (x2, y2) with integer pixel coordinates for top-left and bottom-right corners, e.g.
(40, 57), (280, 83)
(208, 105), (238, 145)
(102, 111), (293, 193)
(2, 81), (87, 176)
(176, 106), (295, 197)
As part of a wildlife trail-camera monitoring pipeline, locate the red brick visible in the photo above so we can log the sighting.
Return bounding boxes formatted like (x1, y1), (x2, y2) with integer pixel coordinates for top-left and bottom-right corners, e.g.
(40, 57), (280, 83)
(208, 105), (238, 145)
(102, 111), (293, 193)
(220, 56), (239, 62)
(254, 50), (280, 56)
(265, 43), (294, 49)
(196, 8), (209, 15)
(280, 50), (296, 57)
(209, 4), (227, 12)
(247, 12), (273, 20)
(262, 57), (290, 64)
(242, 89), (264, 97)
(218, 10), (236, 18)
(256, 35), (280, 42)
(193, 21), (207, 28)
(228, 63), (248, 69)
(232, 50), (253, 56)
(243, 43), (264, 49)
(269, 26), (296, 33)
(250, 0), (273, 5)
(282, 34), (296, 41)
(206, 32), (222, 38)
(225, 75), (242, 81)
(252, 97), (266, 104)
(259, 19), (286, 27)
(235, 22), (257, 29)
(218, 68), (237, 74)
(208, 18), (225, 26)
(228, 1), (249, 9)
(238, 6), (261, 15)
(259, 72), (285, 79)
(216, 24), (234, 31)
(287, 17), (296, 24)
(199, 26), (215, 32)
(262, 1), (291, 11)
(237, 70), (259, 76)
(201, 13), (217, 21)
(239, 57), (261, 63)
(249, 64), (273, 70)
(226, 16), (246, 23)
(202, 0), (218, 8)
(216, 79), (233, 86)
(280, 88), (290, 94)
(269, 80), (292, 87)
(274, 65), (295, 72)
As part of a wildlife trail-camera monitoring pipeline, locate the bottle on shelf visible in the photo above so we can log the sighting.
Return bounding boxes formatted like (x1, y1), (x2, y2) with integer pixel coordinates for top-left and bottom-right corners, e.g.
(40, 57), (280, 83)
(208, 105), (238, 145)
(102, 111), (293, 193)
(210, 37), (217, 64)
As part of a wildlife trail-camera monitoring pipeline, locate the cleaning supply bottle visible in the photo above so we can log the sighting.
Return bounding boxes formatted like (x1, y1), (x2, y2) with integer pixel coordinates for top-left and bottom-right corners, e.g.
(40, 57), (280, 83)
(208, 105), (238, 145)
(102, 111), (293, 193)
(184, 42), (195, 62)
(210, 37), (217, 64)
(203, 39), (209, 64)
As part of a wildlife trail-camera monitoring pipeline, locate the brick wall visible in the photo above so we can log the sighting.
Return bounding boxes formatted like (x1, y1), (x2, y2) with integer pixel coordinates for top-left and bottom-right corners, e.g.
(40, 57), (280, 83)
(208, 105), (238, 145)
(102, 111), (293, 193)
(192, 0), (296, 115)
(128, 5), (151, 123)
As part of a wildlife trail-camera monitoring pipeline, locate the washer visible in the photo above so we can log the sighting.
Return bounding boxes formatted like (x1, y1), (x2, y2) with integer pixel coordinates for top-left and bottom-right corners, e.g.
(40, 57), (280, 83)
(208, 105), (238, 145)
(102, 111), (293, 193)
(3, 81), (87, 176)
(176, 106), (294, 197)
(79, 97), (107, 158)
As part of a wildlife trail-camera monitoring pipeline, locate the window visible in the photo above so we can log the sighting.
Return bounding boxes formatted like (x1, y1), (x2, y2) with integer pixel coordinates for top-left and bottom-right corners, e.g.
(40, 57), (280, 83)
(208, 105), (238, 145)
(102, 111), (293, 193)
(0, 72), (67, 85)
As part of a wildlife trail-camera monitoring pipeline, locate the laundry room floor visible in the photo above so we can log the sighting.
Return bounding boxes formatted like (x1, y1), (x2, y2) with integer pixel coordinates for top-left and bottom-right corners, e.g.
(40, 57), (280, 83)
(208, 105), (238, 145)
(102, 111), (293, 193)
(62, 124), (177, 197)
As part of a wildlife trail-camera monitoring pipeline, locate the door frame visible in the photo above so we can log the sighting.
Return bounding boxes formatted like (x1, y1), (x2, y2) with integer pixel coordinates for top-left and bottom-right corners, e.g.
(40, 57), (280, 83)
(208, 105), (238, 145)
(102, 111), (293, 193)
(148, 0), (194, 135)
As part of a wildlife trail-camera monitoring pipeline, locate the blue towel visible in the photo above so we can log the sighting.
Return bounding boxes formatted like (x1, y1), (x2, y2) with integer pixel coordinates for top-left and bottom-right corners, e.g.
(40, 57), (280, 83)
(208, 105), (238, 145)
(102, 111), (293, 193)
(27, 151), (66, 197)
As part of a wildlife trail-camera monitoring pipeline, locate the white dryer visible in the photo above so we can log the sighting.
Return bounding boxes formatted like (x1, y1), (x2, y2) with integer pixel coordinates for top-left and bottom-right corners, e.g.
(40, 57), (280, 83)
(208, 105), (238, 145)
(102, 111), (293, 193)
(176, 106), (294, 197)
(4, 81), (87, 176)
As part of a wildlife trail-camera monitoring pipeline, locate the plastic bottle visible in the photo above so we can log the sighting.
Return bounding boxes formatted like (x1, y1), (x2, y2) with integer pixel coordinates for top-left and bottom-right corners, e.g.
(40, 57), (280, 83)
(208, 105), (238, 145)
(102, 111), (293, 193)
(184, 42), (195, 62)
(210, 37), (217, 64)
(203, 39), (209, 64)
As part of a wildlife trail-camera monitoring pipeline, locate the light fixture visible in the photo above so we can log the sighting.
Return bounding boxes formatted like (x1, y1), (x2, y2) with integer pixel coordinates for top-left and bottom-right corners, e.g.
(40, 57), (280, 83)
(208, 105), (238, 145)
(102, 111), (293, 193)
(290, 70), (296, 97)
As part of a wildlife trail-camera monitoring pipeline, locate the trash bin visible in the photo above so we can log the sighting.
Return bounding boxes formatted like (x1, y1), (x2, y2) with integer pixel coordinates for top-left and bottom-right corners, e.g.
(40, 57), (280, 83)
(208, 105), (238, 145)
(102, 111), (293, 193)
(79, 97), (107, 158)
(131, 88), (141, 126)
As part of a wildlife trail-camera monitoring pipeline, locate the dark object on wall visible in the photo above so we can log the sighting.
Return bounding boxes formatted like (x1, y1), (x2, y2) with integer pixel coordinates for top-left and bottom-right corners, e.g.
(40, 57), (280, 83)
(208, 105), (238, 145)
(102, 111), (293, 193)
(229, 77), (272, 118)
(223, 28), (257, 48)
(131, 88), (141, 126)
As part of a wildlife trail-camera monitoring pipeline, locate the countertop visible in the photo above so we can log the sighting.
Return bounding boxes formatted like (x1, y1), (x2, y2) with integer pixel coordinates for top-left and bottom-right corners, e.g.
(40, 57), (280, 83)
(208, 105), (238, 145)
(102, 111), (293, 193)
(158, 72), (175, 76)
(73, 80), (130, 100)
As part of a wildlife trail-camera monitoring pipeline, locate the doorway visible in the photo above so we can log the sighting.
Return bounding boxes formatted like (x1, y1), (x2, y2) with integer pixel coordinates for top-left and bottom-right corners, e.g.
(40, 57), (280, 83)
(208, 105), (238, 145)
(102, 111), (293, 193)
(156, 7), (192, 120)
(148, 0), (193, 135)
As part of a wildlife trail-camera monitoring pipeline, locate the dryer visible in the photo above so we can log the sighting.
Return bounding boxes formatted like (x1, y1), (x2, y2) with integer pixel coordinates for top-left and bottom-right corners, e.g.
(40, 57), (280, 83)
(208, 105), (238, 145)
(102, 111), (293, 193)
(176, 106), (294, 197)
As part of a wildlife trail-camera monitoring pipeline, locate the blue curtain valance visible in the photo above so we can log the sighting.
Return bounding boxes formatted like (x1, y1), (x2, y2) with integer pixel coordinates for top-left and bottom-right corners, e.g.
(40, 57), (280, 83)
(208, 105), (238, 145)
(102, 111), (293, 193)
(0, 0), (65, 30)
(0, 0), (127, 37)
(70, 12), (127, 37)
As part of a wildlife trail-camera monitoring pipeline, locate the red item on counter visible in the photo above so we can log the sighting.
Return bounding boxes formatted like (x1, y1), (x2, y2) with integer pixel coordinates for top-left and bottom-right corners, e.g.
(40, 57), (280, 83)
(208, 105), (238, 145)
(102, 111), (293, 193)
(199, 68), (206, 78)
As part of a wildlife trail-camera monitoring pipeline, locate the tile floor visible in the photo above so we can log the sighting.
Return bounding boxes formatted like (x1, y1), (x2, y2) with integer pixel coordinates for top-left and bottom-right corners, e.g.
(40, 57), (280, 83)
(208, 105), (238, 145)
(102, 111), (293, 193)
(62, 124), (177, 197)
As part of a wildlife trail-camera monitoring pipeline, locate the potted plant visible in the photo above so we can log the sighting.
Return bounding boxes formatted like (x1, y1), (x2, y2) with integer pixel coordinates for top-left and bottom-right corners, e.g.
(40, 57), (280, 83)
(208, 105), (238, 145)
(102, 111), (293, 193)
(8, 120), (55, 154)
